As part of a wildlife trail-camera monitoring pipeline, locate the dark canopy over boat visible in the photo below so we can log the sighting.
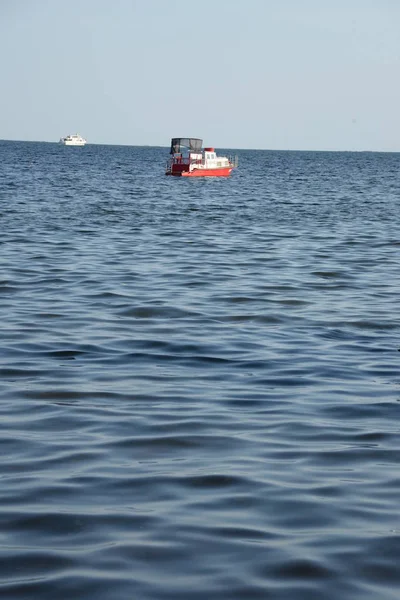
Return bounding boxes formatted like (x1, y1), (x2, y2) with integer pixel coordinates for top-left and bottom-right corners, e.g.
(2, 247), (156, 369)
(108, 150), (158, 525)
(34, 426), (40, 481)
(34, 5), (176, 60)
(170, 138), (203, 154)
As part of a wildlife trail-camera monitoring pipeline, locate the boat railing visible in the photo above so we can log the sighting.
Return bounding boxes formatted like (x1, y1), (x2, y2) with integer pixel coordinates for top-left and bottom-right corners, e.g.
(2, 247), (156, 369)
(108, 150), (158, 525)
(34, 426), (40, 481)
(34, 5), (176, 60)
(229, 155), (239, 167)
(172, 156), (191, 165)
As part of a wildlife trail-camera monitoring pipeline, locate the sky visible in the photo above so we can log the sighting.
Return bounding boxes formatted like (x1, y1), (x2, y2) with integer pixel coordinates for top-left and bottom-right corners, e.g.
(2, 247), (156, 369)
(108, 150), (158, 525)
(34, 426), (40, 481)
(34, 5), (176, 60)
(0, 0), (399, 150)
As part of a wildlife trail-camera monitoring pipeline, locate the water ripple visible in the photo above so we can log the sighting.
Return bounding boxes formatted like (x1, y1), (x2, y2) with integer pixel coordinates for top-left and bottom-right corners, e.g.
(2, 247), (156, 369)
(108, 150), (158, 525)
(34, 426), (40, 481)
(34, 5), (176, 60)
(0, 142), (400, 599)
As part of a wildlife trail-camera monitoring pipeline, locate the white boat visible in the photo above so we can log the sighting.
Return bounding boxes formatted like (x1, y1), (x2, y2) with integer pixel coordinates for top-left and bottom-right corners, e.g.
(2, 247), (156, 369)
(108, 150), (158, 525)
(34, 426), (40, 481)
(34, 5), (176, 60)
(59, 133), (87, 146)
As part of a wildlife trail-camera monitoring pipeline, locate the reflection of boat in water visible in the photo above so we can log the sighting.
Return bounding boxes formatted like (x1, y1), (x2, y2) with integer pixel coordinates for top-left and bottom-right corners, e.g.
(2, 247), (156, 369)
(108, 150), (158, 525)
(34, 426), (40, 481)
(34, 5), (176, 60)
(59, 134), (87, 146)
(165, 137), (237, 177)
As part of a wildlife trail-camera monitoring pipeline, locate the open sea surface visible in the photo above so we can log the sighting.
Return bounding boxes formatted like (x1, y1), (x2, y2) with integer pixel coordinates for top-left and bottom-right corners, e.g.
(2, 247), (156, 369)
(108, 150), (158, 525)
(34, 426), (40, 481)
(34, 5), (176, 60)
(0, 140), (399, 599)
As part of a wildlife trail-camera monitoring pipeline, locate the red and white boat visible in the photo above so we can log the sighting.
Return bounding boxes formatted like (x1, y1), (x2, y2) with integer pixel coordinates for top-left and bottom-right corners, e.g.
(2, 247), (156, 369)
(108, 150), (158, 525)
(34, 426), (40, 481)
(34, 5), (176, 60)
(165, 137), (237, 177)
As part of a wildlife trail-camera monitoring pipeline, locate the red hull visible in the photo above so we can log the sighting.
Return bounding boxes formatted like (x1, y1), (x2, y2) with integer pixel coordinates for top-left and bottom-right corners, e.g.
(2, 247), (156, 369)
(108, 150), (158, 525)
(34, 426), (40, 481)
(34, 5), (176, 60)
(167, 167), (232, 177)
(182, 167), (232, 177)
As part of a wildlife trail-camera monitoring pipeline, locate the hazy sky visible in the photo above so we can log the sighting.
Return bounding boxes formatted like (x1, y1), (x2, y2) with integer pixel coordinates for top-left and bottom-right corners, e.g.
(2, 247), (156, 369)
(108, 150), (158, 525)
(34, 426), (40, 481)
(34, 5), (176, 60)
(1, 0), (399, 150)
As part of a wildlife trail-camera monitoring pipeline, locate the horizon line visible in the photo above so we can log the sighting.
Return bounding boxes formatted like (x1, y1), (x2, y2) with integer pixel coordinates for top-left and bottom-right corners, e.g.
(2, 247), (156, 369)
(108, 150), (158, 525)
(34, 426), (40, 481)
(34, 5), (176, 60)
(0, 138), (399, 154)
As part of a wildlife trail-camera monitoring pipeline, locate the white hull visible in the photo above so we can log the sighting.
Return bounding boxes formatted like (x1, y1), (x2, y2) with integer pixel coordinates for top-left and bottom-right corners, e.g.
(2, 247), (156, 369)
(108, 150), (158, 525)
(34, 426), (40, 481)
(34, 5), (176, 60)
(59, 134), (87, 146)
(61, 140), (86, 146)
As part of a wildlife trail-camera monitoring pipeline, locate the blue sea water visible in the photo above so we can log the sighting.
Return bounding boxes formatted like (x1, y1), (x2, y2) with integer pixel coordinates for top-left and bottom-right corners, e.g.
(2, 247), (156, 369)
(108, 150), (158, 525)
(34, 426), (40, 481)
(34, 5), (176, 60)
(0, 140), (399, 599)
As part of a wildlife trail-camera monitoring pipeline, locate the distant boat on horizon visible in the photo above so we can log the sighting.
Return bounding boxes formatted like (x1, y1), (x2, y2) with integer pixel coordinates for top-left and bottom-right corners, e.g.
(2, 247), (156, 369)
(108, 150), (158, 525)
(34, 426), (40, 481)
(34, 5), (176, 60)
(59, 133), (87, 146)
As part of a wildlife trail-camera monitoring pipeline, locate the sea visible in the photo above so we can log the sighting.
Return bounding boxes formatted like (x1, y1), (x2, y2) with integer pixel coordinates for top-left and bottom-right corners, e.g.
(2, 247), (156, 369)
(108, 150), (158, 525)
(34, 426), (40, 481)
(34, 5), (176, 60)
(0, 140), (399, 600)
